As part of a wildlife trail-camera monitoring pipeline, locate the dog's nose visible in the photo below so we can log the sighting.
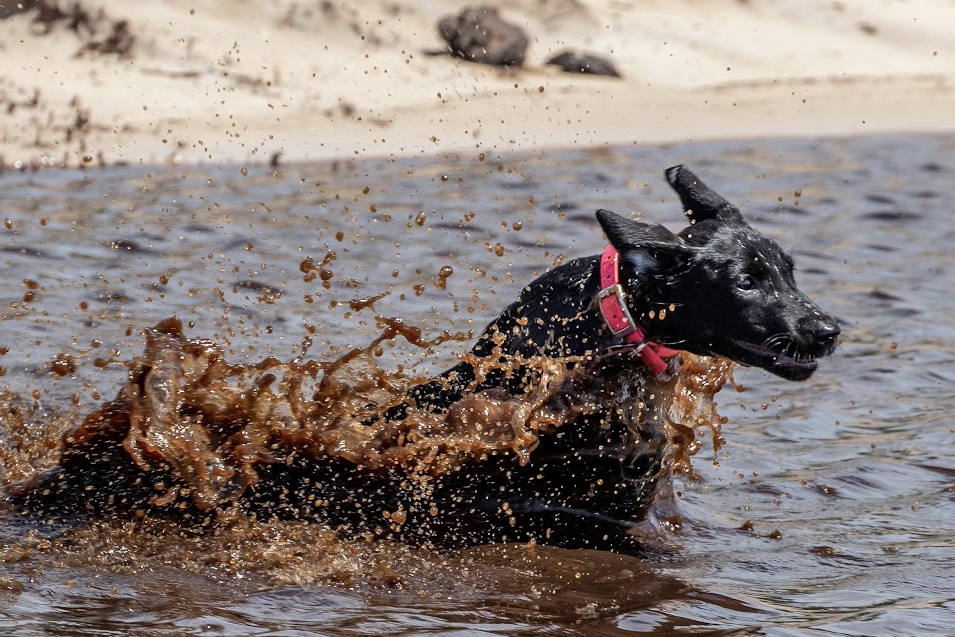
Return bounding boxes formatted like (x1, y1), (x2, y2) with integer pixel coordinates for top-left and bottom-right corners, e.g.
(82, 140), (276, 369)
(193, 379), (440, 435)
(813, 321), (841, 349)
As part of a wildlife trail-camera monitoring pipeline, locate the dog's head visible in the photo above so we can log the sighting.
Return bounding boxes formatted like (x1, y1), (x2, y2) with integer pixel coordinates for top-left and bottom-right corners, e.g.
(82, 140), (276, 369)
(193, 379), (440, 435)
(596, 165), (840, 381)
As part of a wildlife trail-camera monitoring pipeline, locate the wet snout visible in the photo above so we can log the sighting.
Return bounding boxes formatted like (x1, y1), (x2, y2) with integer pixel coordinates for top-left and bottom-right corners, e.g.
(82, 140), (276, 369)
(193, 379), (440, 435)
(812, 320), (841, 353)
(797, 309), (841, 357)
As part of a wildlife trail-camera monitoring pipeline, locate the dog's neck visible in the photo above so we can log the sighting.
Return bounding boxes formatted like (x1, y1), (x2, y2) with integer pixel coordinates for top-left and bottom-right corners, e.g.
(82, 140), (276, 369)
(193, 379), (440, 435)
(596, 245), (678, 373)
(472, 252), (674, 365)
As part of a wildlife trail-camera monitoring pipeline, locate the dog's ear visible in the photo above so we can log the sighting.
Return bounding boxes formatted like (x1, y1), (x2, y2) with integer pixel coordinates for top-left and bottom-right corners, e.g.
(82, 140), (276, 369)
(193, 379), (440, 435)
(596, 209), (693, 276)
(665, 165), (745, 225)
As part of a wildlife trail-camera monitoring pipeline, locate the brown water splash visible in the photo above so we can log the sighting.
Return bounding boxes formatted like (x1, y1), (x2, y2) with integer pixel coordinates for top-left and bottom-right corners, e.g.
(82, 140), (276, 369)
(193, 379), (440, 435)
(652, 353), (734, 477)
(0, 390), (77, 488)
(6, 317), (734, 520)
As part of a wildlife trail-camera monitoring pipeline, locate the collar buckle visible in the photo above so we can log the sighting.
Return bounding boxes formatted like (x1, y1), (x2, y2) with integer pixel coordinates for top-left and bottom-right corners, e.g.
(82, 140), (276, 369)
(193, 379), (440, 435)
(597, 282), (638, 338)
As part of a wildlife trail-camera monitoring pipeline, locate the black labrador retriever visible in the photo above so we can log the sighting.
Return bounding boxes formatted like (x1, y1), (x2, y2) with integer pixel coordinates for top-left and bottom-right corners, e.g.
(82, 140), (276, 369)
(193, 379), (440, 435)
(23, 165), (839, 555)
(411, 164), (838, 401)
(249, 165), (839, 552)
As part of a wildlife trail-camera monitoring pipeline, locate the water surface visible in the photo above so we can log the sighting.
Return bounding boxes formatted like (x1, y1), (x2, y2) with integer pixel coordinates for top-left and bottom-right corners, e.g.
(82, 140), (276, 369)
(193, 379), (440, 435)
(1, 134), (953, 635)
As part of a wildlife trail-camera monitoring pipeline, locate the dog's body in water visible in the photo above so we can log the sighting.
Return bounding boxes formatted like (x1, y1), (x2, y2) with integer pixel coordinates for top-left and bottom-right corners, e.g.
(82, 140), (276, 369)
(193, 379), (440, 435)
(22, 166), (839, 555)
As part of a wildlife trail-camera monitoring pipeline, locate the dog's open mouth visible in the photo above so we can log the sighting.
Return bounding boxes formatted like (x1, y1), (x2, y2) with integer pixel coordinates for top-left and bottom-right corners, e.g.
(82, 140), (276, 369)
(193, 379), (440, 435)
(730, 340), (819, 381)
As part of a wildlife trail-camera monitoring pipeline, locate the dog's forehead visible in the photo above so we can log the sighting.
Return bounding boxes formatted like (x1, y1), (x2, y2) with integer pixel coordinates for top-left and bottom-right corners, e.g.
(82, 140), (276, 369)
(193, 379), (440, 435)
(705, 224), (792, 267)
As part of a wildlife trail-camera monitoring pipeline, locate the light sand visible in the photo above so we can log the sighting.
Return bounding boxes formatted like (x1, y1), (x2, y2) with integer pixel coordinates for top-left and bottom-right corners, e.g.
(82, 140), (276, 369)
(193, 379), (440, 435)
(1, 0), (954, 168)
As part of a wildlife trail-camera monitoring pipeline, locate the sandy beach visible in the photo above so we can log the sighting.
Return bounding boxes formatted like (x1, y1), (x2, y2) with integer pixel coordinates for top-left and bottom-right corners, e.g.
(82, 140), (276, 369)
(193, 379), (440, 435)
(1, 0), (954, 168)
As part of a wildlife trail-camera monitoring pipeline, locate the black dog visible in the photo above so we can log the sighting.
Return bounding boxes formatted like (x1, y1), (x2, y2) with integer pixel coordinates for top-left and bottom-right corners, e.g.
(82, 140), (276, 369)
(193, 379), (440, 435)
(423, 164), (837, 391)
(250, 165), (839, 552)
(25, 166), (839, 555)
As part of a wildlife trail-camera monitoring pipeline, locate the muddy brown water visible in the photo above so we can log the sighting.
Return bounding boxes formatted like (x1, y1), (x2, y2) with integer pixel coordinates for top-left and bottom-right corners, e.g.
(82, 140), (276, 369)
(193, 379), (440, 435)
(1, 134), (953, 635)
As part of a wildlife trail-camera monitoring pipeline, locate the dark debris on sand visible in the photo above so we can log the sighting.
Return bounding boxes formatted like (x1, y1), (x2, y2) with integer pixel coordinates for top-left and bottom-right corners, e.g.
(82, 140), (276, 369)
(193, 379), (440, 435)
(547, 50), (621, 77)
(437, 6), (529, 67)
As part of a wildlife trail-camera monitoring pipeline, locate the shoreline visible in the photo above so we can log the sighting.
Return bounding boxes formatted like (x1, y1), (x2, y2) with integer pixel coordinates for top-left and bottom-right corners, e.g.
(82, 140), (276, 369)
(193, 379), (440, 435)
(5, 75), (954, 170)
(2, 0), (955, 168)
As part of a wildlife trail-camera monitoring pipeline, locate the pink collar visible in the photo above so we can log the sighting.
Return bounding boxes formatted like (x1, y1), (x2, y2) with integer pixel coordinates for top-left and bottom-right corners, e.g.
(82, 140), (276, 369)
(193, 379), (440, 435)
(597, 244), (679, 374)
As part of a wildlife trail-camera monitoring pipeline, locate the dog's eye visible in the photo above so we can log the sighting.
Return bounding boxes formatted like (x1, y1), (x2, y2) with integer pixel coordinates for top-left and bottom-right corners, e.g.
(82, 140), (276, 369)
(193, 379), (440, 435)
(736, 274), (755, 290)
